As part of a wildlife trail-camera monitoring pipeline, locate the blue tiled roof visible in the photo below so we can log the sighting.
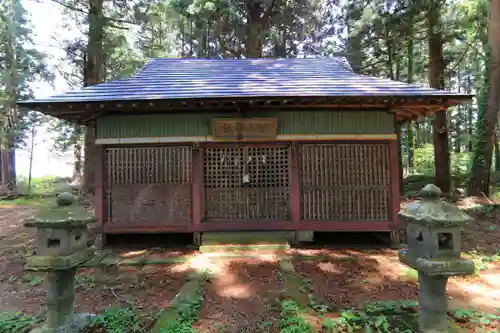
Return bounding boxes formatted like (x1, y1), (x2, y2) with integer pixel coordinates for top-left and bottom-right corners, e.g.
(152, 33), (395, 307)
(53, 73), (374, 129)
(20, 57), (468, 104)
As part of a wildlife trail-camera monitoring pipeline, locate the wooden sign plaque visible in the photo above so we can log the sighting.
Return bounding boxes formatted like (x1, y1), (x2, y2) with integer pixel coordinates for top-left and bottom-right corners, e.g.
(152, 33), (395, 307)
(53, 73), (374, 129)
(212, 118), (278, 141)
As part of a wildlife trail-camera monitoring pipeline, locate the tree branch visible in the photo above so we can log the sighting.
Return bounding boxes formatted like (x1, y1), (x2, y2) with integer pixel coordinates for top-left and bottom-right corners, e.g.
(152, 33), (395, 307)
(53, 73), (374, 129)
(456, 36), (485, 59)
(448, 43), (472, 74)
(215, 20), (242, 58)
(48, 0), (139, 27)
(260, 0), (276, 25)
(47, 0), (87, 15)
(217, 35), (242, 58)
(106, 16), (139, 26)
(106, 21), (130, 30)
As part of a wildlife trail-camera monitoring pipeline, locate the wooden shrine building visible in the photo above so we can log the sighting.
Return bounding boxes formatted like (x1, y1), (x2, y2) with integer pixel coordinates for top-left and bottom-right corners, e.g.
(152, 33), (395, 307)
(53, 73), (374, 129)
(18, 58), (472, 242)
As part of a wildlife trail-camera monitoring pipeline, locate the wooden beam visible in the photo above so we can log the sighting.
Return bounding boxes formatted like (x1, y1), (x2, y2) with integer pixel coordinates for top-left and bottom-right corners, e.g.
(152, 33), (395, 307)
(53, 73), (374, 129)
(392, 108), (415, 118)
(95, 134), (398, 145)
(95, 220), (393, 233)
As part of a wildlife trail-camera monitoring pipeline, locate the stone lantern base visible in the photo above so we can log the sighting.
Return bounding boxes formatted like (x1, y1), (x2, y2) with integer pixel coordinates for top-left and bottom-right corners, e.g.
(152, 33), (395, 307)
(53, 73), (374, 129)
(32, 313), (94, 333)
(30, 269), (95, 333)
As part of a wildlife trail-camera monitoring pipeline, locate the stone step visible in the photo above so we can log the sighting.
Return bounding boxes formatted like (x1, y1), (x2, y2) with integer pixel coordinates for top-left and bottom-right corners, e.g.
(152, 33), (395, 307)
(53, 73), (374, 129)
(201, 231), (294, 245)
(199, 243), (290, 254)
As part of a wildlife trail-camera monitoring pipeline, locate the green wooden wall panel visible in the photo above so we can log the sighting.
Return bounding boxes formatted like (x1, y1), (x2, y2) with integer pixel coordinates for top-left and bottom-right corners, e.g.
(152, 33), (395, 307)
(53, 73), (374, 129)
(277, 111), (394, 134)
(96, 110), (395, 138)
(97, 114), (211, 138)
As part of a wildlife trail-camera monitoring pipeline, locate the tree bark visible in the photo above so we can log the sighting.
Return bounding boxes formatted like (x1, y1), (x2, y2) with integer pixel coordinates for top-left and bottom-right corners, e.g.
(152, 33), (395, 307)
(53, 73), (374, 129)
(495, 133), (500, 171)
(406, 20), (415, 172)
(83, 0), (105, 196)
(1, 0), (17, 188)
(72, 142), (83, 184)
(244, 1), (274, 58)
(427, 1), (451, 194)
(468, 0), (500, 196)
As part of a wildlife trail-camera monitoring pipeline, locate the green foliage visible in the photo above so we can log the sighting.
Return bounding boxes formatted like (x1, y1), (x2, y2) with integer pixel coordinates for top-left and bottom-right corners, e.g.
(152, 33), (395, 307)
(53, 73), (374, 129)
(0, 0), (52, 148)
(464, 204), (500, 219)
(401, 267), (418, 281)
(75, 274), (98, 291)
(412, 145), (473, 176)
(278, 299), (313, 333)
(15, 175), (61, 195)
(21, 273), (42, 286)
(90, 306), (142, 333)
(319, 301), (500, 333)
(159, 295), (203, 333)
(464, 251), (500, 275)
(449, 308), (500, 326)
(0, 312), (34, 333)
(322, 300), (418, 333)
(307, 294), (330, 314)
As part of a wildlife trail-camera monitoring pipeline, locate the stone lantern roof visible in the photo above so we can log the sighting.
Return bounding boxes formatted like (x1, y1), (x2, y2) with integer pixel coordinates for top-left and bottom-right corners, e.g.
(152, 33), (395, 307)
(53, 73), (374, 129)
(399, 184), (472, 228)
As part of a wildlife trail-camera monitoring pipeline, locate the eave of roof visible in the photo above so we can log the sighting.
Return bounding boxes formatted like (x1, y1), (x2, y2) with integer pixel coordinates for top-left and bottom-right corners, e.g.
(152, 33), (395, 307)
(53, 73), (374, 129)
(18, 94), (471, 125)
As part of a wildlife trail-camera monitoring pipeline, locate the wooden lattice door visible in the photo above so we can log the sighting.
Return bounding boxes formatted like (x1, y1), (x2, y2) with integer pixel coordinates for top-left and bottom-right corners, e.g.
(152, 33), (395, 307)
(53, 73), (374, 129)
(203, 145), (290, 221)
(104, 146), (192, 225)
(299, 143), (391, 221)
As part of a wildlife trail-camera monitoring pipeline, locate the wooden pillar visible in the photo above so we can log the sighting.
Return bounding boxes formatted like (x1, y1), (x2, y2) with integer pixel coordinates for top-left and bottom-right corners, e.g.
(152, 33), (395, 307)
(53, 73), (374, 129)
(191, 145), (202, 235)
(389, 139), (402, 245)
(290, 143), (301, 225)
(389, 140), (401, 222)
(94, 144), (105, 248)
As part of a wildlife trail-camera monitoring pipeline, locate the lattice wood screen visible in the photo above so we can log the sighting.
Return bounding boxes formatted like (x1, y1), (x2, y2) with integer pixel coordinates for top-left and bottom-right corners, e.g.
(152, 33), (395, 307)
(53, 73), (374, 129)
(299, 143), (391, 221)
(203, 145), (290, 220)
(104, 146), (192, 225)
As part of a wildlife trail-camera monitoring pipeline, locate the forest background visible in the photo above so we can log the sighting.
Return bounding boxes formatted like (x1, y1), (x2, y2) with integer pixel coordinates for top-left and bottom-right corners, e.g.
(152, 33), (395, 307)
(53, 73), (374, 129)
(2, 0), (499, 198)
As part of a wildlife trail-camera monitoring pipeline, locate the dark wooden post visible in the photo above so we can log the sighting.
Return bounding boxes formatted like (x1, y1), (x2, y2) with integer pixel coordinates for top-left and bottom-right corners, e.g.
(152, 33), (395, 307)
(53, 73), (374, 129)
(94, 145), (105, 248)
(191, 144), (202, 244)
(290, 142), (301, 225)
(389, 139), (401, 245)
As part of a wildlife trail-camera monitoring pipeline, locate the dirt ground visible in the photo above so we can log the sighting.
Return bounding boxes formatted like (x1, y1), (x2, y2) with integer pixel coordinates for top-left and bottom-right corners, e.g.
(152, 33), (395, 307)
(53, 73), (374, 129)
(0, 200), (498, 332)
(194, 258), (284, 333)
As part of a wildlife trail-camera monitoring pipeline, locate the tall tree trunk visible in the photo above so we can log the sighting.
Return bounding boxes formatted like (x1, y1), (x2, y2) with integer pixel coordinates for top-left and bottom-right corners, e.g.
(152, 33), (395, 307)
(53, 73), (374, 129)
(415, 121), (421, 148)
(468, 0), (500, 196)
(346, 10), (363, 73)
(406, 20), (415, 172)
(72, 126), (83, 185)
(1, 0), (18, 188)
(427, 1), (451, 194)
(495, 133), (500, 171)
(244, 1), (269, 58)
(83, 0), (105, 196)
(467, 72), (474, 152)
(454, 66), (462, 153)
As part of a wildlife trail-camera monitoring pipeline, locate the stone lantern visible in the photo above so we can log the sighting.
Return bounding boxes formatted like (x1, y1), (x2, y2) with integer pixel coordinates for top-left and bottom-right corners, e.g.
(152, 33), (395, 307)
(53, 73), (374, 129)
(398, 184), (475, 333)
(24, 192), (96, 333)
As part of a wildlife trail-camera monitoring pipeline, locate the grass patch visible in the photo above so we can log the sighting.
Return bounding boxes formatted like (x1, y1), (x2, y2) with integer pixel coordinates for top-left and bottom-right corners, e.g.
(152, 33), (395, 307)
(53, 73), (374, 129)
(320, 300), (500, 333)
(0, 195), (54, 209)
(21, 273), (43, 286)
(464, 204), (500, 219)
(402, 267), (418, 281)
(278, 299), (313, 333)
(322, 300), (419, 332)
(449, 308), (500, 327)
(0, 312), (35, 333)
(85, 306), (147, 333)
(158, 295), (203, 333)
(16, 176), (70, 196)
(464, 251), (500, 275)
